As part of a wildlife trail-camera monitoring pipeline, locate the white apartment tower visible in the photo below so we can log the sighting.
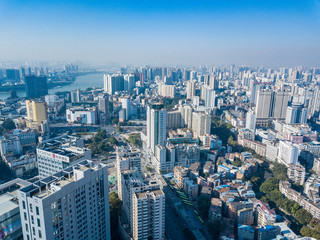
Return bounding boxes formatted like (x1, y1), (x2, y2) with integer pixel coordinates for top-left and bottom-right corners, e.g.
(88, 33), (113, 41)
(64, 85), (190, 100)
(278, 141), (299, 166)
(18, 160), (111, 240)
(192, 112), (211, 137)
(116, 146), (141, 200)
(186, 80), (196, 100)
(147, 103), (167, 154)
(132, 188), (165, 240)
(246, 109), (257, 133)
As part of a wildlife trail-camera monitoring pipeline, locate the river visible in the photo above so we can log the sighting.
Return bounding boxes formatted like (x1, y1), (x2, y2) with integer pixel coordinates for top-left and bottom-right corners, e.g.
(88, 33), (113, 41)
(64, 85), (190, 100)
(0, 73), (104, 100)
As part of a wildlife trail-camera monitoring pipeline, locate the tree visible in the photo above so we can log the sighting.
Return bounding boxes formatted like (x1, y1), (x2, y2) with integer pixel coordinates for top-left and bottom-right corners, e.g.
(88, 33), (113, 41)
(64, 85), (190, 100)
(109, 192), (121, 239)
(108, 136), (118, 146)
(207, 220), (221, 240)
(197, 197), (211, 220)
(2, 118), (16, 131)
(260, 177), (279, 194)
(295, 209), (312, 225)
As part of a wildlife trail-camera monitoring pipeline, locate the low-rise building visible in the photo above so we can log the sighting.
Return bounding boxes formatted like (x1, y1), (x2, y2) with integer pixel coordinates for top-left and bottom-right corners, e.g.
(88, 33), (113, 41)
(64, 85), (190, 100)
(287, 164), (306, 185)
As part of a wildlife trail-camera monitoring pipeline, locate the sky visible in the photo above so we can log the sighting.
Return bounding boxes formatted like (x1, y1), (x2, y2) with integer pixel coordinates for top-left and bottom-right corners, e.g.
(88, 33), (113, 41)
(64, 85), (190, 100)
(0, 0), (320, 67)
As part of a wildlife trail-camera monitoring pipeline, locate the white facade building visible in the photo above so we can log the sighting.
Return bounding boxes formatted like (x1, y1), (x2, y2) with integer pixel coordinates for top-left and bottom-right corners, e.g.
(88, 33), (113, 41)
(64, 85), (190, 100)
(66, 107), (97, 125)
(278, 141), (299, 166)
(37, 135), (91, 178)
(147, 103), (167, 154)
(18, 160), (111, 240)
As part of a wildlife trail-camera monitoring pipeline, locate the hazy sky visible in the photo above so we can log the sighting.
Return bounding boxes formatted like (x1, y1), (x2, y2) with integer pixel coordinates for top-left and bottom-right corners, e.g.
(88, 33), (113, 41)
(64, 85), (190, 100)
(1, 0), (320, 67)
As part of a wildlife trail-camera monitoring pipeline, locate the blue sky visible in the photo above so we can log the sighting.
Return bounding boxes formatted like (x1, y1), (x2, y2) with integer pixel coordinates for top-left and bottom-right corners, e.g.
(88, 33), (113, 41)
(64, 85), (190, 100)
(0, 0), (319, 66)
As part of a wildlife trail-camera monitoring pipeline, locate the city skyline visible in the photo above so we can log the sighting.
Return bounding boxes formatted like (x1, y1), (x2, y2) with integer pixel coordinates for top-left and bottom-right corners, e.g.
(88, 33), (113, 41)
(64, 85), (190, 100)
(1, 0), (320, 67)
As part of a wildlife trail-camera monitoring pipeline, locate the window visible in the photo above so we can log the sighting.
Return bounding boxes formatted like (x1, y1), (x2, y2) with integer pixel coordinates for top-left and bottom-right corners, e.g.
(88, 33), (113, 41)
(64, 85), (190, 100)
(22, 201), (26, 209)
(37, 219), (41, 227)
(39, 230), (42, 238)
(24, 212), (27, 220)
(36, 206), (39, 215)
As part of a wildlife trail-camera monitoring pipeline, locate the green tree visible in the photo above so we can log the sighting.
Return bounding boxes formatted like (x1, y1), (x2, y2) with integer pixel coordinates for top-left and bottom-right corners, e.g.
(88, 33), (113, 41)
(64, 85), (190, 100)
(295, 209), (312, 225)
(260, 177), (279, 194)
(2, 118), (16, 131)
(109, 192), (121, 239)
(108, 136), (118, 146)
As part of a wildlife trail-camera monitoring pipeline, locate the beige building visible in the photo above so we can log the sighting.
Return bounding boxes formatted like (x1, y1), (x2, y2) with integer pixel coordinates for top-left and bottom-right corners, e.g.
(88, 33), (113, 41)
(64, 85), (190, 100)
(186, 80), (196, 100)
(132, 189), (165, 240)
(192, 112), (211, 137)
(26, 100), (48, 128)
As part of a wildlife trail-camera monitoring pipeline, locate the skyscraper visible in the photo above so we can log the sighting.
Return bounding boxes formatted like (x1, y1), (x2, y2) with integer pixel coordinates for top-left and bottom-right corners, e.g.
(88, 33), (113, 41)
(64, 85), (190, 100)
(71, 89), (81, 103)
(255, 90), (290, 125)
(6, 69), (20, 81)
(192, 112), (211, 137)
(25, 75), (48, 99)
(18, 160), (111, 240)
(147, 103), (167, 153)
(98, 95), (109, 114)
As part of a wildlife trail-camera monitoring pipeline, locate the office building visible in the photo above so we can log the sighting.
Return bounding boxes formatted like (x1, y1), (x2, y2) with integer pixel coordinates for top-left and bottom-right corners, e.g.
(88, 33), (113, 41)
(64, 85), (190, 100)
(18, 160), (111, 240)
(37, 135), (91, 178)
(0, 178), (31, 240)
(66, 106), (97, 125)
(186, 80), (196, 100)
(147, 103), (167, 153)
(278, 141), (299, 166)
(132, 187), (165, 240)
(166, 110), (184, 129)
(192, 112), (211, 137)
(104, 74), (124, 94)
(26, 100), (48, 128)
(287, 164), (306, 185)
(25, 75), (48, 99)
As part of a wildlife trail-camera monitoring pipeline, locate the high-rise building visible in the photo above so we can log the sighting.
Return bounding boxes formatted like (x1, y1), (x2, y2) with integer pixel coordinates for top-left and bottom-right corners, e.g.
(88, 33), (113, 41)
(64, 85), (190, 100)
(147, 103), (167, 153)
(104, 74), (124, 94)
(186, 80), (196, 100)
(121, 97), (132, 121)
(98, 95), (109, 114)
(180, 105), (193, 128)
(255, 90), (290, 125)
(209, 76), (219, 90)
(246, 110), (256, 133)
(6, 69), (20, 81)
(18, 160), (111, 240)
(278, 141), (299, 166)
(116, 146), (141, 200)
(132, 188), (165, 240)
(192, 112), (211, 137)
(158, 83), (175, 98)
(285, 104), (308, 124)
(124, 74), (136, 91)
(0, 178), (31, 240)
(26, 100), (48, 128)
(37, 135), (91, 178)
(308, 87), (320, 117)
(70, 89), (81, 103)
(25, 75), (48, 99)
